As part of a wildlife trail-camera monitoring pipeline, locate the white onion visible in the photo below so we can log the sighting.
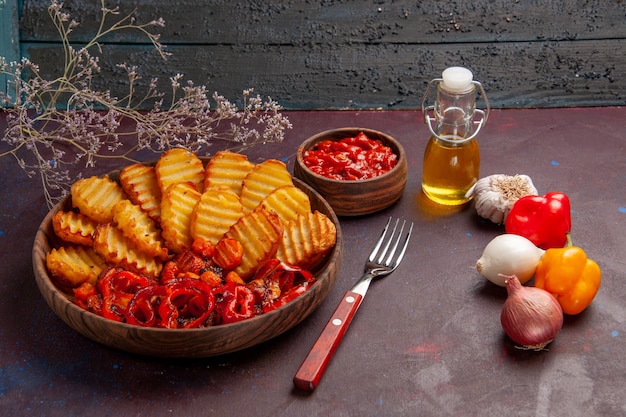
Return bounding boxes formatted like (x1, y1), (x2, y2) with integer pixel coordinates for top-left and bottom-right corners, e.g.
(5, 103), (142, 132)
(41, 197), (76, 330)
(476, 234), (545, 286)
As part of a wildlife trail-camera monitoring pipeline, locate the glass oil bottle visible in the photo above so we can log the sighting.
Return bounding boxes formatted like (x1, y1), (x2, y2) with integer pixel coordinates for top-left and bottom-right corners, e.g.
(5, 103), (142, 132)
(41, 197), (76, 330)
(421, 67), (489, 205)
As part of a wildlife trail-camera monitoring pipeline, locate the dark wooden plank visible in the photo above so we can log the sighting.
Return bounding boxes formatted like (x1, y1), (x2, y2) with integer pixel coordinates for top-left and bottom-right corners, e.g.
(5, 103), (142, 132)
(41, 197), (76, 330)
(22, 38), (626, 110)
(19, 0), (626, 44)
(12, 0), (626, 109)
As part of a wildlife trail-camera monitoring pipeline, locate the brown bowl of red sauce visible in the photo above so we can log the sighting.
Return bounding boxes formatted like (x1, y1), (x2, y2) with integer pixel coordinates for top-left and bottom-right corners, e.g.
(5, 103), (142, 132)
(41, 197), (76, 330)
(294, 128), (407, 216)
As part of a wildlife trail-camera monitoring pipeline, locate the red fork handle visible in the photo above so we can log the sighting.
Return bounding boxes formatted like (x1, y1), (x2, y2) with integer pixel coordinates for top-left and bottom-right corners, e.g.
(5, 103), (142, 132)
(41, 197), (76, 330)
(293, 290), (364, 392)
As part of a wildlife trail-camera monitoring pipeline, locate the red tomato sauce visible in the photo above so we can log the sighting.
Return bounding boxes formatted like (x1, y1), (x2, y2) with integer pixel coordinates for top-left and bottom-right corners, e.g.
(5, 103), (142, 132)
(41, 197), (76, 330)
(302, 132), (398, 180)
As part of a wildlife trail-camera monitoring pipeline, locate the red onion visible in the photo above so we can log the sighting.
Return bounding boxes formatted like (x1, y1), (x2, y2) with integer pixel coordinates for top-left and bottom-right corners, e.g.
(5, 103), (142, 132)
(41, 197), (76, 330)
(500, 274), (563, 350)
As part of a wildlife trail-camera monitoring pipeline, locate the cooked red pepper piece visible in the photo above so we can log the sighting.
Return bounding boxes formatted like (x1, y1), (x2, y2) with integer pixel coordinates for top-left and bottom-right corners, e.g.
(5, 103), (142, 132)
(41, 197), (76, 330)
(255, 259), (292, 291)
(97, 268), (153, 297)
(504, 192), (572, 249)
(263, 284), (310, 313)
(247, 277), (281, 308)
(170, 248), (209, 276)
(101, 294), (132, 322)
(213, 237), (244, 270)
(158, 291), (179, 329)
(248, 259), (316, 310)
(73, 282), (102, 315)
(191, 236), (216, 259)
(160, 261), (179, 285)
(161, 278), (215, 328)
(256, 259), (315, 286)
(199, 268), (224, 287)
(96, 268), (153, 321)
(125, 285), (167, 327)
(96, 267), (122, 297)
(214, 281), (256, 324)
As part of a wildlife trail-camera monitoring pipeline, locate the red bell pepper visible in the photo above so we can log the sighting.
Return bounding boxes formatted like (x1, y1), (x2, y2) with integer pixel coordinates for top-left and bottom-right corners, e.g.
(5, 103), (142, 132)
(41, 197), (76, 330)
(504, 192), (571, 250)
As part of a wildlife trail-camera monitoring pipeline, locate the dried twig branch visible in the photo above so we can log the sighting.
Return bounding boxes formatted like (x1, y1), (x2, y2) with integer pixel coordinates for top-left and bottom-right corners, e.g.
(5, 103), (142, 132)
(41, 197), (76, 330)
(0, 0), (291, 208)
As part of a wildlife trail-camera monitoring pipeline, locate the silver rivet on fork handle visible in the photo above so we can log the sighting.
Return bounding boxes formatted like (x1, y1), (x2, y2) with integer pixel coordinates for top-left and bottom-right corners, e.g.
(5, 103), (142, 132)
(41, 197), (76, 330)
(293, 217), (413, 392)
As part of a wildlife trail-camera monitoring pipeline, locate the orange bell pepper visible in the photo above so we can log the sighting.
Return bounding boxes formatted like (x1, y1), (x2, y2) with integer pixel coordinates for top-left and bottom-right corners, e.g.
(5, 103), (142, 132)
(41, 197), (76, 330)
(534, 242), (601, 315)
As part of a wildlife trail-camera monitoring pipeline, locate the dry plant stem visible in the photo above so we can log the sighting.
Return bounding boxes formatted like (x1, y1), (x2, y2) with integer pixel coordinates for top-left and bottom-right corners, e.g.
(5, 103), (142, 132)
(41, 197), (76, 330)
(0, 0), (291, 209)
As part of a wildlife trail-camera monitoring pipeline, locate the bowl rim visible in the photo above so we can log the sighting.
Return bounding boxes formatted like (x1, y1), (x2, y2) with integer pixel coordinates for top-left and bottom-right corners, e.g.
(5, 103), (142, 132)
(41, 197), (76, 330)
(32, 158), (343, 356)
(296, 127), (407, 184)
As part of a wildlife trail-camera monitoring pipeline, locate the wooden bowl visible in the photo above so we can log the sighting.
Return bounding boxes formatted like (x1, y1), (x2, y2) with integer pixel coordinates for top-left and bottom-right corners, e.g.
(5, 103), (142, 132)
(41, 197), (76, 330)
(294, 128), (408, 216)
(32, 164), (342, 358)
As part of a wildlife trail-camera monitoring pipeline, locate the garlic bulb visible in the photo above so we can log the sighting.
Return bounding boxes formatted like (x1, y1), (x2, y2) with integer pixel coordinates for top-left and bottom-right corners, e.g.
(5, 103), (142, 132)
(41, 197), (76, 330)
(467, 174), (538, 224)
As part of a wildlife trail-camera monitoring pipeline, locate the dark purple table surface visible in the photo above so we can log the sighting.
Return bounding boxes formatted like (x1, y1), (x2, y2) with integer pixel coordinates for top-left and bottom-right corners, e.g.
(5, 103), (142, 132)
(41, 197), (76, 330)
(1, 108), (625, 417)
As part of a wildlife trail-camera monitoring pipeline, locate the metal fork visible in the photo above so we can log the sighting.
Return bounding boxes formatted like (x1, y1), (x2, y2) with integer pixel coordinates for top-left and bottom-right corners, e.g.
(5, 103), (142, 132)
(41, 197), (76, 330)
(293, 217), (414, 392)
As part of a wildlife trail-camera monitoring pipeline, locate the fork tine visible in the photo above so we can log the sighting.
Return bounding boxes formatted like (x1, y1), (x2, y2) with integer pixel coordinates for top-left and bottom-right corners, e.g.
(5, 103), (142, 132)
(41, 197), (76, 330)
(367, 217), (392, 263)
(383, 219), (406, 266)
(375, 218), (400, 264)
(389, 222), (413, 270)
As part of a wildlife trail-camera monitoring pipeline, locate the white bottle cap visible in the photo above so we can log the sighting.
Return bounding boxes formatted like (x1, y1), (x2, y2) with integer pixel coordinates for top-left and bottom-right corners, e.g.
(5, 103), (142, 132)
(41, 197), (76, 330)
(441, 66), (474, 93)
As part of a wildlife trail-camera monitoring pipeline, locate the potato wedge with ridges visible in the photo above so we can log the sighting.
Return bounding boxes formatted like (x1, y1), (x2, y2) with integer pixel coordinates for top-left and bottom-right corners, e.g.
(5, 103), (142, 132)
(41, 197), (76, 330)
(203, 151), (254, 196)
(93, 223), (163, 277)
(52, 210), (99, 247)
(119, 163), (162, 223)
(155, 148), (205, 195)
(225, 208), (284, 280)
(46, 245), (106, 289)
(240, 159), (293, 213)
(276, 211), (336, 270)
(112, 199), (170, 261)
(190, 188), (244, 245)
(160, 182), (202, 253)
(257, 184), (311, 225)
(71, 175), (126, 223)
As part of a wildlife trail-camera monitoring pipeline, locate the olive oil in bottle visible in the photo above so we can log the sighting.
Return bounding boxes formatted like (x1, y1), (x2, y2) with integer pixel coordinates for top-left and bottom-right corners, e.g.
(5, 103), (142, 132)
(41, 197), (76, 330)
(421, 67), (489, 206)
(422, 135), (480, 205)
